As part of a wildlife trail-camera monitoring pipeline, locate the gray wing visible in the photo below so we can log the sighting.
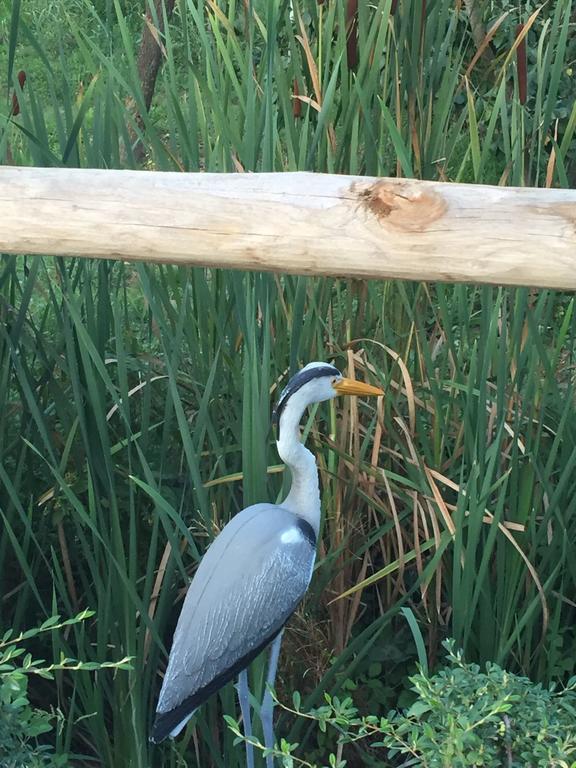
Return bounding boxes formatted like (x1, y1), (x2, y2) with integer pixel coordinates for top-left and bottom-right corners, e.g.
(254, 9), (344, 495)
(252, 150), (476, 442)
(152, 503), (316, 741)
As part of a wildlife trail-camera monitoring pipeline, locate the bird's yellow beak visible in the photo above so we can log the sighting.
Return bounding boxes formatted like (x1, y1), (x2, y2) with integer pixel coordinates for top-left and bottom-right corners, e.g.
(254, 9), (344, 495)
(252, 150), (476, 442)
(333, 378), (383, 397)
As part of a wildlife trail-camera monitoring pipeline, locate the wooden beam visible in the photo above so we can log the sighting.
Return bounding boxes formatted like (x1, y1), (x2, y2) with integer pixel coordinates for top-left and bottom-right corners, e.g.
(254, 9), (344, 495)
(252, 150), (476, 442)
(1, 166), (575, 290)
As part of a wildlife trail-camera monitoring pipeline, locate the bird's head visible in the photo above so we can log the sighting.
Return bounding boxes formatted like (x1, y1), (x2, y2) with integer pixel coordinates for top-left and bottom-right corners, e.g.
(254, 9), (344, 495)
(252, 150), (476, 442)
(272, 361), (383, 432)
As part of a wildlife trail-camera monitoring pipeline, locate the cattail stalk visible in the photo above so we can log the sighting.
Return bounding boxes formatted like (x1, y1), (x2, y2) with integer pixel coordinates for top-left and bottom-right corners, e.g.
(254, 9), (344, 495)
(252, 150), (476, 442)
(11, 70), (26, 117)
(516, 24), (527, 105)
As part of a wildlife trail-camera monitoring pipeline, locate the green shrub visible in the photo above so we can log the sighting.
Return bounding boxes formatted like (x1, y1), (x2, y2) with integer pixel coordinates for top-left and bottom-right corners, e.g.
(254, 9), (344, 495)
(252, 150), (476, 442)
(0, 664), (63, 768)
(0, 611), (132, 768)
(230, 640), (576, 767)
(375, 640), (576, 767)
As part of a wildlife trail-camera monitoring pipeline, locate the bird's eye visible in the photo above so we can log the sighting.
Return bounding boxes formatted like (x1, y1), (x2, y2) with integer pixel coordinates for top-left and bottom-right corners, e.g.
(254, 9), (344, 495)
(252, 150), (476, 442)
(331, 377), (338, 385)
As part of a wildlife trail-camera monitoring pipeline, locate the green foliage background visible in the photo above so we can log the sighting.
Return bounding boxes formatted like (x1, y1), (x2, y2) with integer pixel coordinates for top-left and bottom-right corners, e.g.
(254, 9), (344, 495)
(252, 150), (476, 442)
(1, 0), (575, 766)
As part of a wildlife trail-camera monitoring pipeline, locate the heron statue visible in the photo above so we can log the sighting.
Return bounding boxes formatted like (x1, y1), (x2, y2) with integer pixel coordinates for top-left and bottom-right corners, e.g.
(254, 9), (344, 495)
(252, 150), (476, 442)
(150, 361), (383, 765)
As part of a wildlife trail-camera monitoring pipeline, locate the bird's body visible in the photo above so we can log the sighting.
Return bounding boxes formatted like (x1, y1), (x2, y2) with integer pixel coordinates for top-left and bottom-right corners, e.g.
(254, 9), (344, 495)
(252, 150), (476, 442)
(151, 362), (382, 760)
(151, 503), (316, 741)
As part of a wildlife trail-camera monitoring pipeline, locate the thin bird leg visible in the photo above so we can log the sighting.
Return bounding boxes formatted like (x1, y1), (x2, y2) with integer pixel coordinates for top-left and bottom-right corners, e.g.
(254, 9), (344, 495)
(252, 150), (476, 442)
(261, 630), (284, 768)
(237, 668), (255, 768)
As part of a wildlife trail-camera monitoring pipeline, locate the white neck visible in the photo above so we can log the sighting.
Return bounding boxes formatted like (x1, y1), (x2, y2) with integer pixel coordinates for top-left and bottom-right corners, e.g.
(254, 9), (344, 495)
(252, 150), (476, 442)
(276, 397), (321, 536)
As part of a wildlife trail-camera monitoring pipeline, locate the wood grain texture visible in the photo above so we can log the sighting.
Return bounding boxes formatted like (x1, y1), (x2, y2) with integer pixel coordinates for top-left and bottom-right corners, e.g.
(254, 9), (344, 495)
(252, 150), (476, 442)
(1, 167), (575, 289)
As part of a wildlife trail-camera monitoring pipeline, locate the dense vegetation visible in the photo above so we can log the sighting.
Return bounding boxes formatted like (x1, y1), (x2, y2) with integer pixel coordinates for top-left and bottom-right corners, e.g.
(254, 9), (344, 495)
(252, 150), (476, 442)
(1, 0), (575, 766)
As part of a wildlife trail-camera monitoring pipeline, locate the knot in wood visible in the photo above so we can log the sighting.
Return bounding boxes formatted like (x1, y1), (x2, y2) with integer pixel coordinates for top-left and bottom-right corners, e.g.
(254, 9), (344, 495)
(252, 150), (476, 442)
(355, 180), (446, 232)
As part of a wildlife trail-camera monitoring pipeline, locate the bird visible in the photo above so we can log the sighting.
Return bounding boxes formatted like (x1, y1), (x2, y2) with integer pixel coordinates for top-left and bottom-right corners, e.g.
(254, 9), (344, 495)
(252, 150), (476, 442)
(150, 361), (383, 765)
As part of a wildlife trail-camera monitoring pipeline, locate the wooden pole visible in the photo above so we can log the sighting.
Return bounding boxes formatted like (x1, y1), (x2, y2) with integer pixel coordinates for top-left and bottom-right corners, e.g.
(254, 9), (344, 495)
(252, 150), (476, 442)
(1, 166), (575, 290)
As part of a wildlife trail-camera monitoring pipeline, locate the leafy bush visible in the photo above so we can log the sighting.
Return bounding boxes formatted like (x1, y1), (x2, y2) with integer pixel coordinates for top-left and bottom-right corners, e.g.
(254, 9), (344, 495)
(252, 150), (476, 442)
(375, 640), (576, 767)
(0, 610), (132, 768)
(232, 640), (576, 767)
(0, 664), (63, 768)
